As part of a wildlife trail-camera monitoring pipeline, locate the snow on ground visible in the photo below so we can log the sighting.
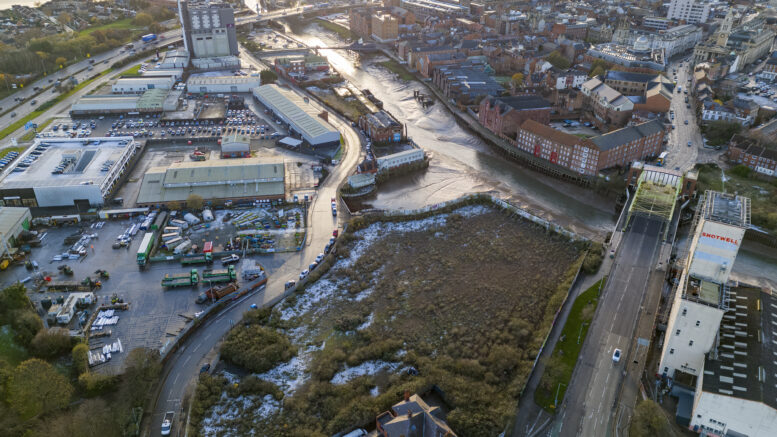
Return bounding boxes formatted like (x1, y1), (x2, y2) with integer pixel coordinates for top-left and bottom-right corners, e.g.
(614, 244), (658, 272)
(370, 386), (380, 397)
(330, 360), (406, 385)
(280, 276), (348, 321)
(255, 394), (281, 420)
(258, 343), (324, 397)
(357, 313), (374, 331)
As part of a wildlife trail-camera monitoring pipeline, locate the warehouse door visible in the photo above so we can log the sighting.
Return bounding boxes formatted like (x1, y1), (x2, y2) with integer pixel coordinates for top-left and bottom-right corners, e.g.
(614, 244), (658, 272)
(74, 199), (91, 212)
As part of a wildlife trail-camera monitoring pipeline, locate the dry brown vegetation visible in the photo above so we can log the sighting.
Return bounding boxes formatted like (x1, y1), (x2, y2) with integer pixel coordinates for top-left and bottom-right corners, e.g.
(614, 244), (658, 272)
(199, 205), (585, 436)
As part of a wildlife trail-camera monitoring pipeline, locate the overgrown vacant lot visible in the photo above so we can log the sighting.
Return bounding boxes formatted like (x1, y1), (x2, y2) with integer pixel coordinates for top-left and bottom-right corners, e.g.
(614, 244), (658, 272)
(195, 205), (585, 437)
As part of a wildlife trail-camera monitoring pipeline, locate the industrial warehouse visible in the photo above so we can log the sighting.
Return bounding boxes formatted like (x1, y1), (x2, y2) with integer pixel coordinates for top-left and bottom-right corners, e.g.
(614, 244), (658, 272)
(135, 157), (285, 206)
(186, 75), (260, 94)
(0, 137), (138, 208)
(252, 84), (341, 148)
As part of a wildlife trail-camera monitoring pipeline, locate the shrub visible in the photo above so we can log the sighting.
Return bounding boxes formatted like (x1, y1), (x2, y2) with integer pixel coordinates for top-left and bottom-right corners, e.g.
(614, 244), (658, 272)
(581, 242), (604, 274)
(78, 372), (119, 397)
(190, 374), (227, 428)
(29, 328), (74, 359)
(730, 164), (752, 178)
(7, 358), (73, 420)
(71, 343), (89, 376)
(220, 325), (295, 373)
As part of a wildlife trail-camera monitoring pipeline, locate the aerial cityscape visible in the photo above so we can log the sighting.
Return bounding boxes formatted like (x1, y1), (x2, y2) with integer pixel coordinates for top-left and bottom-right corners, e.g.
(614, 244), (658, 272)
(0, 0), (775, 436)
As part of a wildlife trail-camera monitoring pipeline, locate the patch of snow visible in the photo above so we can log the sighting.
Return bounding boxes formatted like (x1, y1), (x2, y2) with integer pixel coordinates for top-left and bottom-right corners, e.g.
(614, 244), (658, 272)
(353, 287), (374, 302)
(257, 343), (324, 397)
(330, 360), (405, 385)
(280, 276), (345, 321)
(370, 386), (380, 397)
(357, 313), (374, 331)
(256, 394), (281, 419)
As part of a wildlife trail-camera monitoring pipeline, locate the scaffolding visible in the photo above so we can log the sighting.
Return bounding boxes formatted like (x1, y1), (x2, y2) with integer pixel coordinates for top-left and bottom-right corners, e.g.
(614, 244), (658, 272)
(625, 167), (683, 234)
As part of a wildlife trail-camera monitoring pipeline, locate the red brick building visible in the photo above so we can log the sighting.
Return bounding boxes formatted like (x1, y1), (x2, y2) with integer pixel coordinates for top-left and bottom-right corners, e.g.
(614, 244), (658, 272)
(728, 136), (777, 177)
(514, 119), (666, 176)
(479, 95), (552, 141)
(358, 110), (404, 143)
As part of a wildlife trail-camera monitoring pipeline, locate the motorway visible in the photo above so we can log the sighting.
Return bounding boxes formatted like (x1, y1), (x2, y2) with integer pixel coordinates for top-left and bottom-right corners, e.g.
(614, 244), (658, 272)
(0, 6), (315, 143)
(559, 216), (663, 437)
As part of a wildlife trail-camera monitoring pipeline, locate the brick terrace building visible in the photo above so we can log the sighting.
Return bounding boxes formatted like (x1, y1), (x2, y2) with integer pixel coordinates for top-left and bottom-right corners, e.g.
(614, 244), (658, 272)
(728, 136), (777, 177)
(581, 77), (634, 129)
(479, 95), (552, 140)
(432, 63), (502, 104)
(358, 110), (404, 143)
(515, 119), (666, 176)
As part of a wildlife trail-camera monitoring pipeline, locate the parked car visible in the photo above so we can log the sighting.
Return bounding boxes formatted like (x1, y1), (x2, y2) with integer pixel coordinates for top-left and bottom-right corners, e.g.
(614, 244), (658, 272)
(612, 348), (621, 364)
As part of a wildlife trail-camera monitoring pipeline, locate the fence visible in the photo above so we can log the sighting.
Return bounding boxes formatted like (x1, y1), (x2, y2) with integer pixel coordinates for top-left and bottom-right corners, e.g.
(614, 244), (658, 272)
(360, 193), (587, 242)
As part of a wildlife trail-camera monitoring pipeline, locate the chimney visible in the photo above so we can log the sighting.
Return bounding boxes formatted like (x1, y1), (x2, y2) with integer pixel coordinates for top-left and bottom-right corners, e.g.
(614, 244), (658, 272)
(404, 390), (410, 402)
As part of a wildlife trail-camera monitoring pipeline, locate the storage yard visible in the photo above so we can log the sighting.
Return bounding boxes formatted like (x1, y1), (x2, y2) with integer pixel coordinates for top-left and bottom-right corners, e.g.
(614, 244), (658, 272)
(0, 199), (307, 374)
(194, 205), (585, 436)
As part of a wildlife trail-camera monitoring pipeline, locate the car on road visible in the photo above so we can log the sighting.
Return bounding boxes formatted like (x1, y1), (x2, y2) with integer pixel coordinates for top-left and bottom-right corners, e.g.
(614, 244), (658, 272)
(686, 104), (691, 109)
(285, 280), (296, 289)
(684, 120), (689, 125)
(299, 269), (309, 280)
(688, 141), (692, 147)
(612, 348), (621, 364)
(200, 363), (211, 373)
(249, 304), (258, 309)
(315, 253), (324, 263)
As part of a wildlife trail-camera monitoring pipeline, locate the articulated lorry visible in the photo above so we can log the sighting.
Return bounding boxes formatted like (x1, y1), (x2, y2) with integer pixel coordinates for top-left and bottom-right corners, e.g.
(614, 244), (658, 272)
(181, 252), (213, 265)
(161, 269), (199, 288)
(201, 265), (237, 284)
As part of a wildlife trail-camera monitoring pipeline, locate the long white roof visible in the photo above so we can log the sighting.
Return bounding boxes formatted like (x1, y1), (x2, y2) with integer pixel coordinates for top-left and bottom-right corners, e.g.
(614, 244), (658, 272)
(252, 84), (338, 144)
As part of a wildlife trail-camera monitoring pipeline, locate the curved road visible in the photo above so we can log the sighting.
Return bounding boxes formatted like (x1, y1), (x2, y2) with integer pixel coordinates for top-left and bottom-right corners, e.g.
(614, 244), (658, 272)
(147, 89), (361, 436)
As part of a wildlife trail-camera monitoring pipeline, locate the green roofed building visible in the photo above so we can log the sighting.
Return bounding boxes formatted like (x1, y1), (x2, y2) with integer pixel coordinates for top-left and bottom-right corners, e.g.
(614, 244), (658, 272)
(136, 157), (285, 206)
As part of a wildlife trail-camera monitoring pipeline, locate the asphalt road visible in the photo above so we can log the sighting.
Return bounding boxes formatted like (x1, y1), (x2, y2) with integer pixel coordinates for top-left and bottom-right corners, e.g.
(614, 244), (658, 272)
(147, 84), (361, 436)
(559, 216), (663, 437)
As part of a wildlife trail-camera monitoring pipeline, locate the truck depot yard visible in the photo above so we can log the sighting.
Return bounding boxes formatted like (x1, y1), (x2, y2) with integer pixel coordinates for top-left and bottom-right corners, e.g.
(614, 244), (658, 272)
(193, 204), (585, 436)
(0, 201), (305, 375)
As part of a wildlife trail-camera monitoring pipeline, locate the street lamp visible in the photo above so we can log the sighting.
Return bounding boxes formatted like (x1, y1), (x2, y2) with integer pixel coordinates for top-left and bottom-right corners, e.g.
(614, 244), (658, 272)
(554, 383), (568, 409)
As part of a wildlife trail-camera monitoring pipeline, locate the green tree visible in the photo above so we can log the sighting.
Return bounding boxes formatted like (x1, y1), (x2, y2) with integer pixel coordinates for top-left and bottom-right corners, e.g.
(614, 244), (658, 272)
(511, 72), (524, 89)
(7, 358), (73, 420)
(132, 12), (153, 27)
(630, 400), (670, 437)
(702, 120), (742, 146)
(55, 56), (66, 67)
(260, 69), (278, 85)
(589, 65), (605, 78)
(186, 193), (204, 210)
(545, 50), (571, 70)
(29, 328), (73, 359)
(72, 343), (89, 376)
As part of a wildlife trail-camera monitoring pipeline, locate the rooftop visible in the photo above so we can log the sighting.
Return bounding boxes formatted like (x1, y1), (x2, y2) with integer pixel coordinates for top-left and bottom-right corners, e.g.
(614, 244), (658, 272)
(590, 119), (664, 151)
(604, 70), (660, 84)
(187, 75), (260, 85)
(252, 84), (338, 142)
(520, 119), (582, 147)
(700, 191), (750, 228)
(0, 137), (135, 190)
(491, 95), (552, 111)
(701, 287), (777, 410)
(0, 207), (30, 235)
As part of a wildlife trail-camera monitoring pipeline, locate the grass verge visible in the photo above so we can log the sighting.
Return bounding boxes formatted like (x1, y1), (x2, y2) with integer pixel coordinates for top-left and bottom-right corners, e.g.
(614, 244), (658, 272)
(378, 60), (416, 82)
(314, 18), (357, 40)
(696, 163), (777, 234)
(78, 18), (138, 36)
(19, 118), (54, 142)
(534, 277), (606, 412)
(120, 64), (142, 77)
(0, 68), (112, 142)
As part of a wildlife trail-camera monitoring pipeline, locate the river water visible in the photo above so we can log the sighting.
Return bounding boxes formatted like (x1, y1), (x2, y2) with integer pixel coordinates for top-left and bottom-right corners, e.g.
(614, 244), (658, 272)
(282, 20), (616, 238)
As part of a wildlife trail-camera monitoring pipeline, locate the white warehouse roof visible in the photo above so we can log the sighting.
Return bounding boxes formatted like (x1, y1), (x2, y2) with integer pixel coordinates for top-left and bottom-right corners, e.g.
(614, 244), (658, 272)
(252, 84), (340, 146)
(187, 76), (260, 86)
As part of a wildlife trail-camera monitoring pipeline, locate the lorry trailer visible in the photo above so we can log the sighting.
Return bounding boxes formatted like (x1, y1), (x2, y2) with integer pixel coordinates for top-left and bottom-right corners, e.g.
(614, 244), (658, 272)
(181, 253), (213, 265)
(201, 265), (236, 283)
(196, 282), (239, 303)
(162, 269), (199, 288)
(136, 232), (154, 266)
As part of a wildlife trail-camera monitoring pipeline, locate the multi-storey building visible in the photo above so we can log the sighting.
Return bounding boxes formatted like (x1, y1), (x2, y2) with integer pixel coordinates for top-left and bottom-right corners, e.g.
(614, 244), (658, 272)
(358, 110), (404, 143)
(666, 0), (710, 24)
(349, 8), (373, 38)
(693, 13), (773, 69)
(514, 119), (665, 176)
(432, 63), (502, 104)
(178, 0), (238, 59)
(581, 77), (635, 128)
(612, 24), (703, 58)
(643, 16), (671, 31)
(372, 13), (399, 42)
(478, 95), (552, 140)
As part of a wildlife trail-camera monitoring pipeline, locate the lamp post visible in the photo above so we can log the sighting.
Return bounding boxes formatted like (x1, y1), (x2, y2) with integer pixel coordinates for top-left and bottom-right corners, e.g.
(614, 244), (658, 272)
(554, 383), (568, 409)
(578, 322), (589, 344)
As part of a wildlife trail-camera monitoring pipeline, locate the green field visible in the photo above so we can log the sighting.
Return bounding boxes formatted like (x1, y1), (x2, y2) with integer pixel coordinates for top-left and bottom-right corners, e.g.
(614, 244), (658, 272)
(79, 18), (139, 36)
(535, 277), (606, 412)
(378, 60), (416, 82)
